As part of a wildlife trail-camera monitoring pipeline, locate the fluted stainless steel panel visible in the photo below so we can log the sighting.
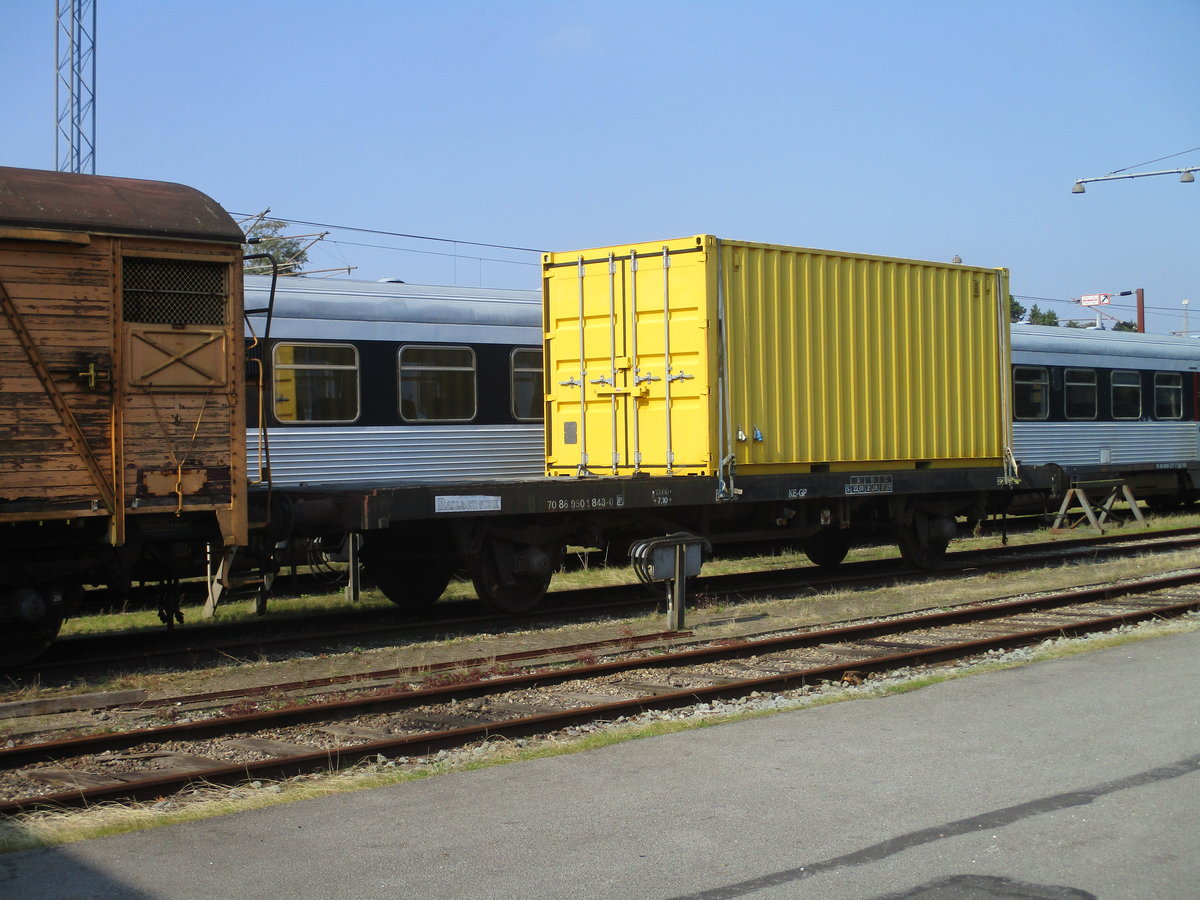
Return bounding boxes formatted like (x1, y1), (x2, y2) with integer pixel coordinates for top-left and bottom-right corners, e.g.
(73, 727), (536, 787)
(247, 424), (544, 486)
(1012, 421), (1199, 466)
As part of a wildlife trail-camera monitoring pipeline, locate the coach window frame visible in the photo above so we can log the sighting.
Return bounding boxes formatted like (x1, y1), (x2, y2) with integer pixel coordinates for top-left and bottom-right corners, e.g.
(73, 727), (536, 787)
(510, 347), (544, 423)
(398, 344), (477, 423)
(1154, 371), (1184, 420)
(1063, 367), (1097, 420)
(1013, 365), (1050, 421)
(271, 341), (361, 424)
(1111, 370), (1142, 420)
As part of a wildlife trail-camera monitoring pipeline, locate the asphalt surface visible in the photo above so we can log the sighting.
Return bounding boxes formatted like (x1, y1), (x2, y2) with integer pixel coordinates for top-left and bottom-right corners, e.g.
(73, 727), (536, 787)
(2, 627), (1198, 899)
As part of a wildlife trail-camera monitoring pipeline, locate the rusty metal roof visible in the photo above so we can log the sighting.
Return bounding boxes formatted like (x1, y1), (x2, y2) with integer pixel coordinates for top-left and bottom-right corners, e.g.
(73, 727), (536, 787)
(0, 166), (245, 245)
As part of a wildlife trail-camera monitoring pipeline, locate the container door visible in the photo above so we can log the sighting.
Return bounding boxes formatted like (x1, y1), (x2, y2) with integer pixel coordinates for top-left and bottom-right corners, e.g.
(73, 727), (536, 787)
(545, 241), (711, 476)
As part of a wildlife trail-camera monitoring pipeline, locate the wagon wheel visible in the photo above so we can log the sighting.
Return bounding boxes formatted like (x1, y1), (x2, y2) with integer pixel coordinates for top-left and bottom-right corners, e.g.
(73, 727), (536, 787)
(803, 527), (852, 569)
(468, 537), (556, 615)
(371, 562), (453, 610)
(0, 586), (66, 668)
(895, 523), (949, 570)
(360, 529), (453, 610)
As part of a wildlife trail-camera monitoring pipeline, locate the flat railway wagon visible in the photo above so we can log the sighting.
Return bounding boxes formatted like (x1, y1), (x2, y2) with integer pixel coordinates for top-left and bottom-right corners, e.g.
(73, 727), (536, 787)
(278, 236), (1015, 614)
(541, 235), (1013, 567)
(0, 167), (248, 663)
(1009, 324), (1200, 509)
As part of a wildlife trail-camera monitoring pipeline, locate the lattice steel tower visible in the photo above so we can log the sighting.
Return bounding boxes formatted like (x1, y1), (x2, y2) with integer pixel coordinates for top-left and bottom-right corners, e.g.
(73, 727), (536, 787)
(55, 0), (97, 174)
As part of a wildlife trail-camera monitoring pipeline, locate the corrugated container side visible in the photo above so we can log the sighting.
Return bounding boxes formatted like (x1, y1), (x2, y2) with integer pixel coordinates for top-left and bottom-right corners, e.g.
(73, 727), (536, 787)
(543, 235), (1009, 479)
(719, 239), (1007, 471)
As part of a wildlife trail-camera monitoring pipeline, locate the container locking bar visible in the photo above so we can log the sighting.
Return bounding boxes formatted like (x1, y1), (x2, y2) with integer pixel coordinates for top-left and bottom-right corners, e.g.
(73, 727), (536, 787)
(575, 255), (590, 474)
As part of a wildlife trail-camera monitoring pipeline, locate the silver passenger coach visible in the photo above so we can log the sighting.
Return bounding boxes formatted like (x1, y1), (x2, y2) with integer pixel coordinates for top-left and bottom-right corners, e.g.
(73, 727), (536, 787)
(244, 276), (544, 487)
(1010, 323), (1200, 502)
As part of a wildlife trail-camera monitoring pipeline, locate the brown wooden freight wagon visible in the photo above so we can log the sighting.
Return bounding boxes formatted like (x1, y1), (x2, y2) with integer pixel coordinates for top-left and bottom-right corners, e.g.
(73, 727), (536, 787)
(0, 166), (247, 662)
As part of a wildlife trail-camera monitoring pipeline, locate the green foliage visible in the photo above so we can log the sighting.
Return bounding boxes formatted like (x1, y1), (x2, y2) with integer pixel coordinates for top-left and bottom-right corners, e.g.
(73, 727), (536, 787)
(243, 219), (310, 275)
(1010, 296), (1059, 326)
(1027, 303), (1058, 326)
(1112, 320), (1138, 332)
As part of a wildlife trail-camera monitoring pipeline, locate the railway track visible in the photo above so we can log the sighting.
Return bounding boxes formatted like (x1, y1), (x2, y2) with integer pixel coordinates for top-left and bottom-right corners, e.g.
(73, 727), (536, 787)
(3, 567), (1198, 814)
(22, 525), (1200, 682)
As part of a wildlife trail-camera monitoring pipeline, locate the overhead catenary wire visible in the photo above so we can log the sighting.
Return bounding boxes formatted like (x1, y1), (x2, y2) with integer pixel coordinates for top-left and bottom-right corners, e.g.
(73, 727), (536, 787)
(324, 238), (541, 268)
(1105, 145), (1200, 176)
(229, 213), (547, 254)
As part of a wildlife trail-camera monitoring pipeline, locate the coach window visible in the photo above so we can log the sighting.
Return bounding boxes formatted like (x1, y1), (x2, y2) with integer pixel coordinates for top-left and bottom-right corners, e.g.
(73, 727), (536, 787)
(1111, 370), (1141, 420)
(1154, 372), (1183, 419)
(399, 345), (476, 422)
(511, 348), (543, 422)
(1013, 366), (1049, 420)
(1064, 368), (1097, 420)
(272, 343), (359, 423)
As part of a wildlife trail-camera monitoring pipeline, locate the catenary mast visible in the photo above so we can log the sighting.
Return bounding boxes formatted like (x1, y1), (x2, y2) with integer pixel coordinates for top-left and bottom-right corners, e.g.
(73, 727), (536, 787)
(55, 0), (97, 174)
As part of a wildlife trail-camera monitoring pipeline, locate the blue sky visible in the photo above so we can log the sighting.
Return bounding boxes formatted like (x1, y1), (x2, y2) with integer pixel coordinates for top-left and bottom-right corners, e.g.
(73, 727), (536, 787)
(4, 1), (1197, 331)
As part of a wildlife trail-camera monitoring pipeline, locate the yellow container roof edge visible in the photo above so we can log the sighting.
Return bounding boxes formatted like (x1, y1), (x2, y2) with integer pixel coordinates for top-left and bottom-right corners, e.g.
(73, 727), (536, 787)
(544, 234), (1009, 278)
(543, 234), (709, 266)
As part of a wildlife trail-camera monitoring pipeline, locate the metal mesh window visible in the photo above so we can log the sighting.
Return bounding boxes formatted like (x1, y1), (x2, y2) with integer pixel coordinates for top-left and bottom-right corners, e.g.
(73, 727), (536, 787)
(123, 257), (227, 325)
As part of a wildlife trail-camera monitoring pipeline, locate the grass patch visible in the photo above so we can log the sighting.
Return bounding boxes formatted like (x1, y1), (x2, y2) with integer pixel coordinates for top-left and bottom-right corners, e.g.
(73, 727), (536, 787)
(60, 589), (401, 638)
(58, 508), (1200, 640)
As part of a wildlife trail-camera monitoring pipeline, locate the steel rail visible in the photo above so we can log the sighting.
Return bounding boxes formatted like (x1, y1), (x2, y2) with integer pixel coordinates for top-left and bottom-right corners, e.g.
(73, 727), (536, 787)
(15, 628), (691, 720)
(26, 526), (1200, 680)
(2, 573), (1198, 813)
(19, 527), (1200, 718)
(9, 567), (1199, 769)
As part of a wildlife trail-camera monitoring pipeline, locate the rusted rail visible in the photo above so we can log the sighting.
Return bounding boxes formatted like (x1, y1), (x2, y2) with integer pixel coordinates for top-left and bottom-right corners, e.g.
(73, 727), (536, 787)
(23, 526), (1200, 682)
(3, 570), (1198, 814)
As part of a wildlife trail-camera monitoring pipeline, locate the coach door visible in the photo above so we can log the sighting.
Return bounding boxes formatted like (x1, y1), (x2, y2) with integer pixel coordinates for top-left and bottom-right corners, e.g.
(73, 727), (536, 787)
(545, 244), (710, 476)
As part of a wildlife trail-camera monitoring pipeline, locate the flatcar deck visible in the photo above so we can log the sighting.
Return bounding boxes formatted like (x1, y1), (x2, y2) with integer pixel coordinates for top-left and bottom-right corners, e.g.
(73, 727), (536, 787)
(267, 464), (1016, 533)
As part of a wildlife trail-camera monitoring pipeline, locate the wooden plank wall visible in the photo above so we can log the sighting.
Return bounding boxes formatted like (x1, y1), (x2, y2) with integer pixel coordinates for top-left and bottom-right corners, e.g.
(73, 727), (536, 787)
(0, 237), (116, 509)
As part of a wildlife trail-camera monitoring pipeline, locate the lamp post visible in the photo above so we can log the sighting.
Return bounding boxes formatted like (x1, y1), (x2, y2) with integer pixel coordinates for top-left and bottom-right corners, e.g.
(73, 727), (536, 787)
(1184, 298), (1190, 337)
(1072, 161), (1194, 334)
(1072, 166), (1198, 193)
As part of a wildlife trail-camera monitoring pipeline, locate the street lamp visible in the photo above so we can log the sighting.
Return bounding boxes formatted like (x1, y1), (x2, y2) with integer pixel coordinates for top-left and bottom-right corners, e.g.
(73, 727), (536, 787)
(1072, 166), (1199, 193)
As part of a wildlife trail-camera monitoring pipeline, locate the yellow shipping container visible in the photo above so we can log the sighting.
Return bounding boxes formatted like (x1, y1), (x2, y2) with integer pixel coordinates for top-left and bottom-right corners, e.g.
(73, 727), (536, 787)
(543, 235), (1011, 482)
